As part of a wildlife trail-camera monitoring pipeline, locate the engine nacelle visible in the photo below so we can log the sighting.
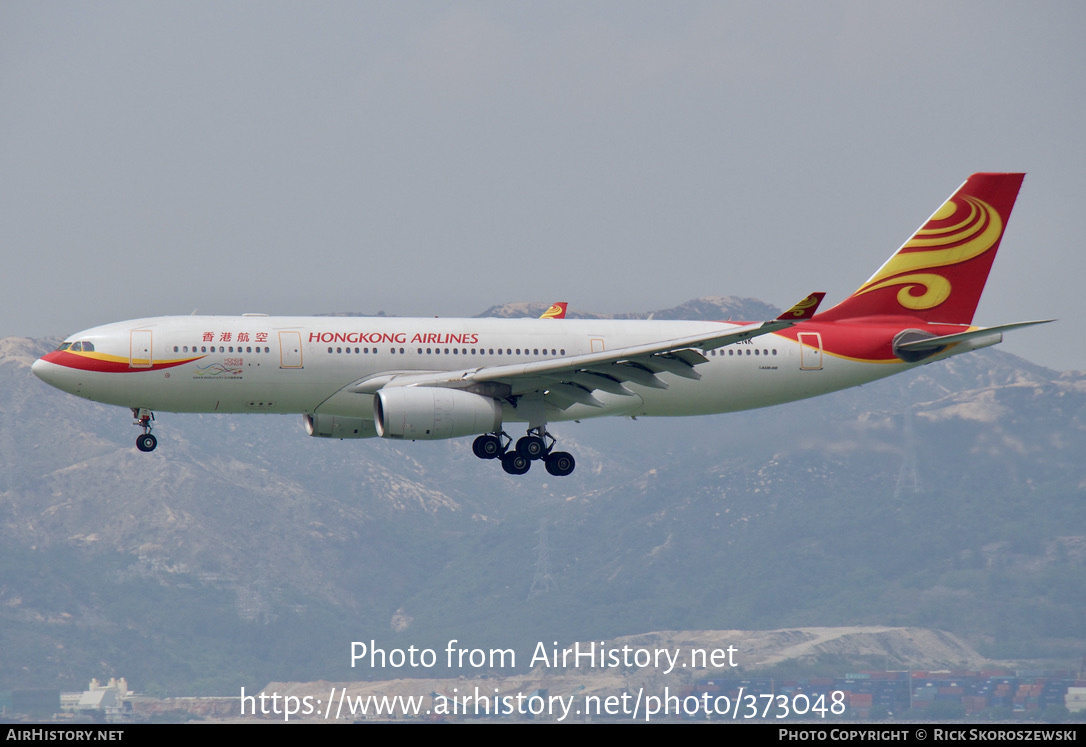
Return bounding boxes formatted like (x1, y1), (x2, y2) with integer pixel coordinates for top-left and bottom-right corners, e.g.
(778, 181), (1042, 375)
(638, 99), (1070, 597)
(303, 413), (378, 439)
(374, 387), (502, 440)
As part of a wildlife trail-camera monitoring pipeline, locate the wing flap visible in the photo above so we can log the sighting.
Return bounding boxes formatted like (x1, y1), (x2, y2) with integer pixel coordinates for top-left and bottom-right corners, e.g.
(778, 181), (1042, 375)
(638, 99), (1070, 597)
(544, 383), (605, 408)
(629, 353), (702, 380)
(554, 371), (636, 396)
(583, 362), (668, 389)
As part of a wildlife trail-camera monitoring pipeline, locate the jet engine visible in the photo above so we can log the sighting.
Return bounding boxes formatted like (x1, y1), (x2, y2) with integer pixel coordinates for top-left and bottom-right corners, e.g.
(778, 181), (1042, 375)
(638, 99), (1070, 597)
(303, 413), (378, 439)
(374, 387), (502, 440)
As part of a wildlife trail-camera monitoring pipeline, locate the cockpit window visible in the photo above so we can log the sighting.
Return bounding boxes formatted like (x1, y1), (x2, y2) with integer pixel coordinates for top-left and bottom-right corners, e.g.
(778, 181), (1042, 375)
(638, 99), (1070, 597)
(69, 342), (82, 352)
(56, 342), (72, 351)
(80, 341), (94, 351)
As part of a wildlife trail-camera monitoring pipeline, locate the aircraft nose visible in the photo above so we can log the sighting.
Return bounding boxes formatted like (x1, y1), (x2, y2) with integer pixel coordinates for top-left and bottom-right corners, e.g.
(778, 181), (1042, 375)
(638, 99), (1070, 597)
(31, 357), (48, 380)
(32, 356), (62, 388)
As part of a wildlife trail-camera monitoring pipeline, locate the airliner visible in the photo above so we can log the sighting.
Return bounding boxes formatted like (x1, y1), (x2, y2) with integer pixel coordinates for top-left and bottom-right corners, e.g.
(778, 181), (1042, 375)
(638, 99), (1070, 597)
(33, 173), (1050, 476)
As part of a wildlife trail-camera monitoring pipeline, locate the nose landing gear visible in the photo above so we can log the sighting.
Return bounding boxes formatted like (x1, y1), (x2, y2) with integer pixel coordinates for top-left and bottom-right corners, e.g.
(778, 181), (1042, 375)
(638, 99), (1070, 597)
(471, 427), (576, 476)
(133, 408), (158, 452)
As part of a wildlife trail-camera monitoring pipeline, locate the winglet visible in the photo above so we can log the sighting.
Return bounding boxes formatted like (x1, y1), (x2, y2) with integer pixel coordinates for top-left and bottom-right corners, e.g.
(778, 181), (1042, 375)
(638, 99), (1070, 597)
(776, 292), (825, 321)
(540, 302), (568, 319)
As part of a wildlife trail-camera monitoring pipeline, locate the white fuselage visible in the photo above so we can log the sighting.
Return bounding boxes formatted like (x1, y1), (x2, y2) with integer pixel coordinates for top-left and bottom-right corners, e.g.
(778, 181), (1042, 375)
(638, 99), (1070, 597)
(32, 314), (919, 430)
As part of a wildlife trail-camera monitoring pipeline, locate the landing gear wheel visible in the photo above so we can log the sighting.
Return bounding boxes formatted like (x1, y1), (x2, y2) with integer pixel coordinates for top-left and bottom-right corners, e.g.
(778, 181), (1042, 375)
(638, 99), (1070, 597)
(132, 408), (156, 453)
(501, 451), (531, 475)
(544, 451), (575, 476)
(472, 434), (503, 460)
(516, 435), (547, 461)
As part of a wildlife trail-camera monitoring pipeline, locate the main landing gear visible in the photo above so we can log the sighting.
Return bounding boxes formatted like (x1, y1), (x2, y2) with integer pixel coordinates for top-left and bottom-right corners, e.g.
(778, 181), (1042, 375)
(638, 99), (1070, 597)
(132, 408), (158, 452)
(472, 427), (576, 477)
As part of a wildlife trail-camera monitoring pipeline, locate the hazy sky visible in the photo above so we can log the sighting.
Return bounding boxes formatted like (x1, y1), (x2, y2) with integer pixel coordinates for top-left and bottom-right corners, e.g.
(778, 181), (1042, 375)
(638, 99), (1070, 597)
(2, 2), (1082, 369)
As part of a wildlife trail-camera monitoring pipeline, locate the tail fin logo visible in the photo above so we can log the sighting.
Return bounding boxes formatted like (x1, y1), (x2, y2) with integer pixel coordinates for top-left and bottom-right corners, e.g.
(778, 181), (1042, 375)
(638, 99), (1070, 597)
(853, 195), (1002, 312)
(540, 302), (568, 319)
(778, 292), (826, 319)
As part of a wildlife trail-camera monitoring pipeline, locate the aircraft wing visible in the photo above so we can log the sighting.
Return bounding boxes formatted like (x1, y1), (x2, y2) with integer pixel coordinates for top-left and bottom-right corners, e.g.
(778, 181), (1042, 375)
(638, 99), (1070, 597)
(351, 293), (825, 408)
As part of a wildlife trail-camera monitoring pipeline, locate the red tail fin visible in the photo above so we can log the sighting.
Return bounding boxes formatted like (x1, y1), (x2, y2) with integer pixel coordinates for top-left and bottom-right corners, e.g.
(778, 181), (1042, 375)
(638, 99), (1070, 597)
(540, 302), (568, 319)
(816, 173), (1025, 324)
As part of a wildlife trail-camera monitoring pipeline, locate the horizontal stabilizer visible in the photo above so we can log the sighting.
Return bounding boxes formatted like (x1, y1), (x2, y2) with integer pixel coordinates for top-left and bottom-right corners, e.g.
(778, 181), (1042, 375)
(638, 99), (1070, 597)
(895, 319), (1055, 353)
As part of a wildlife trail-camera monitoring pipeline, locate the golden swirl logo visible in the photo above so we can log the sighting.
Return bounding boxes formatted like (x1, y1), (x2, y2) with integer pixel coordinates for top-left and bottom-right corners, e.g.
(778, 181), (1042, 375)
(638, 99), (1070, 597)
(854, 195), (1002, 311)
(788, 294), (821, 317)
(540, 303), (567, 319)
